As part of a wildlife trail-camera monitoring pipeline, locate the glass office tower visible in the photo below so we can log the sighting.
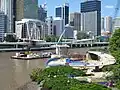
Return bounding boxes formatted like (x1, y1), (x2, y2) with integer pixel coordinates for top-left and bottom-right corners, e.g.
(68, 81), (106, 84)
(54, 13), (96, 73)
(81, 0), (101, 36)
(16, 0), (38, 21)
(55, 3), (69, 25)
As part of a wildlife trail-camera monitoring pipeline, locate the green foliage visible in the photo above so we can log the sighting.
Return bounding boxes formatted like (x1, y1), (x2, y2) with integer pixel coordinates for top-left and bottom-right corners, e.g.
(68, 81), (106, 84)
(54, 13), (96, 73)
(116, 81), (120, 89)
(109, 28), (120, 64)
(30, 66), (86, 84)
(102, 64), (120, 89)
(44, 76), (111, 90)
(111, 65), (120, 82)
(43, 76), (85, 90)
(102, 65), (115, 72)
(44, 35), (60, 42)
(108, 28), (120, 89)
(70, 83), (111, 90)
(30, 68), (43, 82)
(30, 66), (111, 90)
(77, 31), (89, 40)
(4, 35), (17, 42)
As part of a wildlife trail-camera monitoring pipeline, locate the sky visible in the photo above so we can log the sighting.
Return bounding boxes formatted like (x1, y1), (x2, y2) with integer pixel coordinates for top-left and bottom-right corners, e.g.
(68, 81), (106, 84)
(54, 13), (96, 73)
(38, 0), (118, 17)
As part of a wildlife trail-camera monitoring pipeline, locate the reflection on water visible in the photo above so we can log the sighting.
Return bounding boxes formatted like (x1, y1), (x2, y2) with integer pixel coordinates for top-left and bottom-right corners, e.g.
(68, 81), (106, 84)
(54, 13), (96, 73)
(0, 52), (45, 90)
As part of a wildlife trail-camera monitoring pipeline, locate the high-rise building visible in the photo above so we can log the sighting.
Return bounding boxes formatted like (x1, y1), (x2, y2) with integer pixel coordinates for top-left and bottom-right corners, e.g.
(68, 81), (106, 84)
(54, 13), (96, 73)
(0, 11), (7, 41)
(53, 17), (64, 37)
(70, 12), (81, 31)
(105, 16), (112, 32)
(101, 17), (105, 31)
(55, 3), (69, 25)
(38, 5), (47, 22)
(53, 17), (73, 38)
(46, 16), (54, 35)
(16, 0), (38, 21)
(13, 0), (16, 33)
(114, 17), (120, 30)
(64, 25), (74, 38)
(0, 0), (14, 33)
(81, 0), (101, 36)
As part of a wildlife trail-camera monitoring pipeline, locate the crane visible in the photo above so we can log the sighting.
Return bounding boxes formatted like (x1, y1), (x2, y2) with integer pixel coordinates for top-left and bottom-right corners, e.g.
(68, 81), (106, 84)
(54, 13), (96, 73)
(113, 0), (120, 31)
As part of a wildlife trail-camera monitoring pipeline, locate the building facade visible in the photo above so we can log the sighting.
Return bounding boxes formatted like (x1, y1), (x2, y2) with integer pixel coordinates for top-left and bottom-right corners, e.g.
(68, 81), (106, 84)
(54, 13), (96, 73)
(55, 3), (69, 25)
(53, 17), (64, 37)
(64, 25), (74, 38)
(70, 12), (81, 31)
(46, 16), (54, 35)
(0, 11), (7, 41)
(53, 17), (73, 38)
(101, 17), (105, 31)
(105, 16), (112, 32)
(0, 0), (14, 33)
(114, 17), (120, 30)
(81, 0), (101, 36)
(38, 5), (47, 22)
(16, 0), (38, 21)
(13, 0), (16, 33)
(15, 19), (48, 40)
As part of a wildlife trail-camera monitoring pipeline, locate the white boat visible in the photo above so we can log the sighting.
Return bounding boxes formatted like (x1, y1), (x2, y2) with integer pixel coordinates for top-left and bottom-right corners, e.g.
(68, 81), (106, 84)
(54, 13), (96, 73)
(11, 51), (52, 60)
(11, 52), (40, 60)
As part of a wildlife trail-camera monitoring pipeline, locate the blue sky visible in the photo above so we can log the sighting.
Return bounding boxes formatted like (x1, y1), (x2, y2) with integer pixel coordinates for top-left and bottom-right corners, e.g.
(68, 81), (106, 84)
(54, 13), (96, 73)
(38, 0), (118, 17)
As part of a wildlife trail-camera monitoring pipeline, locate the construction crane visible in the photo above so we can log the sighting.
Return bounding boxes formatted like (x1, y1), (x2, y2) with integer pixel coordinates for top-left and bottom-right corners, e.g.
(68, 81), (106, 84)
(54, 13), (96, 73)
(113, 0), (120, 31)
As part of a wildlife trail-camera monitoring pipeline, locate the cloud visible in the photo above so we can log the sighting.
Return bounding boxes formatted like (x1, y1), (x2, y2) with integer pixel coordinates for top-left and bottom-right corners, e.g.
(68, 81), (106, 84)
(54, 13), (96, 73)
(105, 5), (114, 9)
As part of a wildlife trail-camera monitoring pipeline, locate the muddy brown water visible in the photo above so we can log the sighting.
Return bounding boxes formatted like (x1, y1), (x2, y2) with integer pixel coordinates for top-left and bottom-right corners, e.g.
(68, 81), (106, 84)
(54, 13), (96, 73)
(0, 48), (89, 90)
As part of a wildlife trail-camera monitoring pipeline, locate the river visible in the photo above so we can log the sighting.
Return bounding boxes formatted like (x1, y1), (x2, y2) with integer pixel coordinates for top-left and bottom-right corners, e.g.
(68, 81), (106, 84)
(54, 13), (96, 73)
(0, 48), (90, 90)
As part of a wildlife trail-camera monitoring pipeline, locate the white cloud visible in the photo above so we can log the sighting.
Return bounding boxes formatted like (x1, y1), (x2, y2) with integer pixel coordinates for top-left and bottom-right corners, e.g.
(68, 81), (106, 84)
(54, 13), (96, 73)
(105, 5), (114, 9)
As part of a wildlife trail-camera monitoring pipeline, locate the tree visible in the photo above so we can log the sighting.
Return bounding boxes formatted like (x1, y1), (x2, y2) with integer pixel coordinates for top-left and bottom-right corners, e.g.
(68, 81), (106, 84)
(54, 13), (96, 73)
(4, 34), (17, 42)
(77, 31), (89, 40)
(43, 76), (87, 90)
(44, 36), (51, 42)
(30, 66), (86, 84)
(30, 66), (111, 90)
(43, 76), (111, 90)
(44, 35), (60, 42)
(109, 28), (120, 64)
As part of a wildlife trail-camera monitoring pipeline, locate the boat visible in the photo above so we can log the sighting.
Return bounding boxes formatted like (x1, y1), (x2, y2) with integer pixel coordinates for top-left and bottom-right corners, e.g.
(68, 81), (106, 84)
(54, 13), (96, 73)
(11, 51), (52, 60)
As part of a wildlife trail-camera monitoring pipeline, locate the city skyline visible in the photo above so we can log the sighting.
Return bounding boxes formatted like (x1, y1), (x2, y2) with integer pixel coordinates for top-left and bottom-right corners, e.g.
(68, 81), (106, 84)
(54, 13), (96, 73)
(38, 0), (117, 17)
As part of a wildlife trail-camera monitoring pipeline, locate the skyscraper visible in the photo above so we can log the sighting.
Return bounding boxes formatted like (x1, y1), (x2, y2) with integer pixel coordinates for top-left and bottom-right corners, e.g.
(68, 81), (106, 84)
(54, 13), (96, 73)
(0, 0), (14, 33)
(81, 0), (101, 36)
(0, 11), (7, 41)
(13, 0), (16, 33)
(16, 0), (38, 21)
(55, 3), (69, 25)
(114, 17), (120, 29)
(38, 5), (47, 22)
(70, 12), (81, 31)
(101, 17), (105, 32)
(53, 17), (64, 37)
(46, 16), (54, 35)
(105, 16), (112, 32)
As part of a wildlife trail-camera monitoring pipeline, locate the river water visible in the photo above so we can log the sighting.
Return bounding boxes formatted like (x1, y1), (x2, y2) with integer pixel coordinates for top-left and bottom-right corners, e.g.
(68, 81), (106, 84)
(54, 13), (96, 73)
(0, 48), (89, 90)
